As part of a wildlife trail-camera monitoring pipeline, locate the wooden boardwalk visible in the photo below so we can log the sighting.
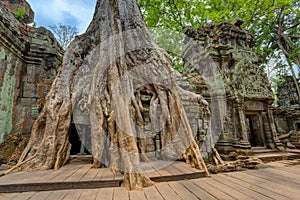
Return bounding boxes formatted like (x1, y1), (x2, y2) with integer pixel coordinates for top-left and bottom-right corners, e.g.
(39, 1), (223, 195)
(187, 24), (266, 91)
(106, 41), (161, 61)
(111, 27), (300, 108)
(0, 161), (205, 193)
(0, 164), (299, 200)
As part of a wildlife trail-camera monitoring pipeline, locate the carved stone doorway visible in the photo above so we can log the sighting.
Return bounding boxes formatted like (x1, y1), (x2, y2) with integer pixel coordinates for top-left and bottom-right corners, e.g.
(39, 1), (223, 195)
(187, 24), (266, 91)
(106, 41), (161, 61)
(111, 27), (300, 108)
(246, 113), (265, 147)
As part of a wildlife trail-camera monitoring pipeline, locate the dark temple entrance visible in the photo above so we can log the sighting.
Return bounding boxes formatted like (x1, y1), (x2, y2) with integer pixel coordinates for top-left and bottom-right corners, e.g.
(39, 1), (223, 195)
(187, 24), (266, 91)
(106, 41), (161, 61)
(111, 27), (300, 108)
(246, 113), (265, 147)
(69, 123), (91, 155)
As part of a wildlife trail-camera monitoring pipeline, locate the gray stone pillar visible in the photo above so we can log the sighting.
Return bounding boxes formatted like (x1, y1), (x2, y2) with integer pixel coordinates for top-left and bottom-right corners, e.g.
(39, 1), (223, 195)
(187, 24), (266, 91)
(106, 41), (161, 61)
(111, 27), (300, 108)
(237, 100), (251, 148)
(267, 107), (284, 150)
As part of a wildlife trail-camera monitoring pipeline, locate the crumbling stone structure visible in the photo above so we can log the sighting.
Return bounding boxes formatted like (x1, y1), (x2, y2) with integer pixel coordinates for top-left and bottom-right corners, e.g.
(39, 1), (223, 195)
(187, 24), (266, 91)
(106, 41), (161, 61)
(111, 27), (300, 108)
(0, 1), (63, 144)
(2, 0), (34, 23)
(184, 20), (283, 152)
(274, 76), (300, 147)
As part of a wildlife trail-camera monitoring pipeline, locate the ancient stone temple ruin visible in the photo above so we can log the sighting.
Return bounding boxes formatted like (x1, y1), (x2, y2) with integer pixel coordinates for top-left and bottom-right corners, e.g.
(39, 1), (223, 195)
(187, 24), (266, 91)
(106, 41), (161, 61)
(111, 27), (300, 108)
(0, 0), (63, 144)
(183, 20), (283, 152)
(273, 76), (300, 148)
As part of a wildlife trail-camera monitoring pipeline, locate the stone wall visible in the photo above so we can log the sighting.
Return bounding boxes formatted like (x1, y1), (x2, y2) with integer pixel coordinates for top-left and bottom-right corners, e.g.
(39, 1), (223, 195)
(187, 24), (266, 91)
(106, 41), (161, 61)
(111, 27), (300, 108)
(2, 0), (34, 23)
(0, 2), (63, 144)
(277, 76), (300, 110)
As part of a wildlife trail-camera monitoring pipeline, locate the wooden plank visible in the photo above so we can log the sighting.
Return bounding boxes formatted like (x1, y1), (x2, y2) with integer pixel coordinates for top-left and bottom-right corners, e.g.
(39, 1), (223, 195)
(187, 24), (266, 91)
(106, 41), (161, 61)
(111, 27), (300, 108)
(168, 182), (198, 200)
(96, 188), (114, 200)
(235, 170), (300, 197)
(26, 191), (52, 200)
(279, 165), (300, 174)
(62, 190), (83, 200)
(79, 189), (98, 200)
(98, 168), (115, 181)
(144, 185), (164, 200)
(221, 173), (288, 200)
(129, 190), (146, 200)
(0, 193), (19, 200)
(164, 164), (184, 176)
(203, 177), (253, 200)
(215, 174), (272, 200)
(80, 168), (99, 182)
(46, 190), (68, 200)
(64, 165), (91, 182)
(192, 178), (234, 200)
(9, 192), (37, 200)
(150, 162), (173, 177)
(172, 162), (200, 174)
(113, 187), (129, 200)
(180, 180), (217, 200)
(261, 167), (300, 182)
(245, 168), (300, 190)
(93, 168), (106, 180)
(226, 172), (297, 199)
(4, 170), (50, 184)
(143, 162), (160, 178)
(0, 172), (35, 184)
(49, 165), (82, 182)
(155, 182), (181, 200)
(265, 167), (300, 181)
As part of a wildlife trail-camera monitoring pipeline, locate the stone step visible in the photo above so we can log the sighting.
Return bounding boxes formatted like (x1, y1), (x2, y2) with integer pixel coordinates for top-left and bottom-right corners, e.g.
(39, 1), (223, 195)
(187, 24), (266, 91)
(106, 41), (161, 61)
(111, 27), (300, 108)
(249, 152), (300, 163)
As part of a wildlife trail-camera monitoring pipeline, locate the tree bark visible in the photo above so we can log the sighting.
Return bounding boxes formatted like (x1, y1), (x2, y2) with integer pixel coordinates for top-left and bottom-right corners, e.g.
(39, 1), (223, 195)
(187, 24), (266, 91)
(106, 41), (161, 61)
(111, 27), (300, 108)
(6, 0), (207, 189)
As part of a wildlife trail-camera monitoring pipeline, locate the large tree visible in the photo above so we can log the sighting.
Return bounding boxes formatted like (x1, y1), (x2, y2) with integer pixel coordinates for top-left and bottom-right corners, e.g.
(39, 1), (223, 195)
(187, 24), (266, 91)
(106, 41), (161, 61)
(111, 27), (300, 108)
(5, 0), (207, 189)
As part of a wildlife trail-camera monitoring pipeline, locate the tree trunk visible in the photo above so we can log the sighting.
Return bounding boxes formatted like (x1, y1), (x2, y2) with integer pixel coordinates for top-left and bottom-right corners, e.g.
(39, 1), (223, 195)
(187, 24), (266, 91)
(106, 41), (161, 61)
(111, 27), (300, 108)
(6, 0), (206, 189)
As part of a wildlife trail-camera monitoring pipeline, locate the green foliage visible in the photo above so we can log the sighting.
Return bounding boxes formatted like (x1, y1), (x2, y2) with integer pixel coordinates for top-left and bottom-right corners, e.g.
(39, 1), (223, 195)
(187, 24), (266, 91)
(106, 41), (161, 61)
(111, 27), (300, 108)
(14, 7), (26, 21)
(138, 0), (300, 92)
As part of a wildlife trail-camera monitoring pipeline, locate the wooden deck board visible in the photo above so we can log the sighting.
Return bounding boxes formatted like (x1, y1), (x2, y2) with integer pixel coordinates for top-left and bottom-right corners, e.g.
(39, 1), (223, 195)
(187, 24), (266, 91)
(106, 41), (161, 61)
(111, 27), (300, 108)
(0, 193), (19, 200)
(79, 168), (99, 182)
(155, 182), (181, 200)
(215, 174), (272, 200)
(279, 165), (300, 174)
(64, 164), (91, 182)
(144, 185), (164, 200)
(192, 178), (234, 200)
(236, 170), (300, 197)
(203, 177), (253, 200)
(226, 172), (296, 199)
(180, 180), (217, 200)
(129, 190), (147, 200)
(25, 191), (52, 200)
(96, 188), (114, 200)
(265, 166), (300, 181)
(9, 192), (37, 200)
(1, 163), (300, 200)
(262, 167), (300, 180)
(49, 165), (82, 182)
(172, 162), (199, 174)
(142, 162), (160, 178)
(244, 168), (300, 190)
(78, 189), (98, 200)
(62, 190), (83, 200)
(45, 190), (68, 200)
(113, 187), (129, 200)
(168, 181), (199, 200)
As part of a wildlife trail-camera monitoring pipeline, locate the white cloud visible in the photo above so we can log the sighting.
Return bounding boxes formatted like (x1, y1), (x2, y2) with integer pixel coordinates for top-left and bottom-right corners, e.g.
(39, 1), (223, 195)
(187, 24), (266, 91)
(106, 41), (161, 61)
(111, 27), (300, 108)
(27, 0), (97, 33)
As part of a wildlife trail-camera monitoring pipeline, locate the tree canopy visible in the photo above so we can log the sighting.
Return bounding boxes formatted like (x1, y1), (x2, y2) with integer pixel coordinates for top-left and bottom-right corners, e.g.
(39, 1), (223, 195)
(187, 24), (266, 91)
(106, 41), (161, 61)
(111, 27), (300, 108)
(138, 0), (300, 95)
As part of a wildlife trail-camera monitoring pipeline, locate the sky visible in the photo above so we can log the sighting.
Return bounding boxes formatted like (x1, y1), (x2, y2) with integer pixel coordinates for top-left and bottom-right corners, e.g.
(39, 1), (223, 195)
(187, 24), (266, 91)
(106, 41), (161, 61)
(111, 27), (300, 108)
(27, 0), (97, 34)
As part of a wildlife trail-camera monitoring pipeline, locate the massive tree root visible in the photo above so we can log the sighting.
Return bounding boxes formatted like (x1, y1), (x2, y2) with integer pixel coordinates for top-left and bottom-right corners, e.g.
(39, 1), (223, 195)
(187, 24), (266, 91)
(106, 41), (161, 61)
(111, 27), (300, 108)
(6, 0), (208, 189)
